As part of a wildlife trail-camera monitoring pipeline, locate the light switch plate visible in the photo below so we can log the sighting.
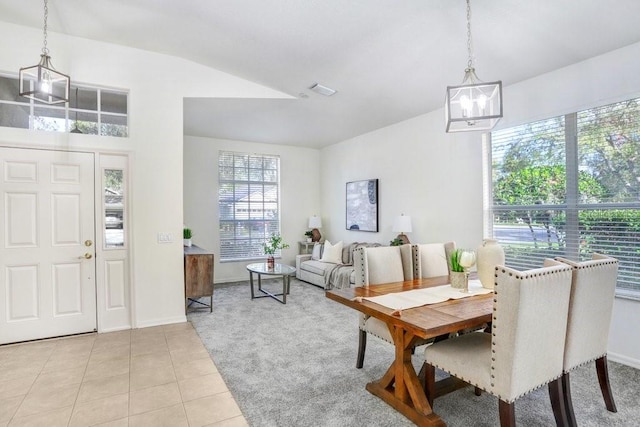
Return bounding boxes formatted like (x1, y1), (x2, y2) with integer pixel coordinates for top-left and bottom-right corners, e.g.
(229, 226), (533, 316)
(157, 232), (173, 243)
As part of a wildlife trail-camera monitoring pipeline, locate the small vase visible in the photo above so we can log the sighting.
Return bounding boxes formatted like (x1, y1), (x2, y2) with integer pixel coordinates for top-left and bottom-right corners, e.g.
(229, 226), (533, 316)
(450, 271), (467, 290)
(476, 239), (505, 289)
(183, 238), (192, 247)
(267, 256), (275, 270)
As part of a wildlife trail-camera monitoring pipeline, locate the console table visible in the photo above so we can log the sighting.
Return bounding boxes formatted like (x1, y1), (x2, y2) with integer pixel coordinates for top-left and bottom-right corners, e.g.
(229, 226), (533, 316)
(184, 245), (214, 313)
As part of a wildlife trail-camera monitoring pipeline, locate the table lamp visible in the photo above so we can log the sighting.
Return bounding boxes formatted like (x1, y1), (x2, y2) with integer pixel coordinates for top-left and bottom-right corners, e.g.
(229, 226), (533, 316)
(392, 214), (412, 244)
(308, 215), (322, 242)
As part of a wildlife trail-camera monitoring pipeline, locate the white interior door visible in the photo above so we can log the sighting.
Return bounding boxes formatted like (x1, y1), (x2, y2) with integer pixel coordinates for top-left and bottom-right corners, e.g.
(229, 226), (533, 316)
(0, 147), (96, 344)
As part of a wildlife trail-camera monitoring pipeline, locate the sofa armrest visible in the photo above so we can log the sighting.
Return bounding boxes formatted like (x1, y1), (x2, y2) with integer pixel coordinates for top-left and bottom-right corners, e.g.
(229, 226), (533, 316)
(296, 254), (312, 270)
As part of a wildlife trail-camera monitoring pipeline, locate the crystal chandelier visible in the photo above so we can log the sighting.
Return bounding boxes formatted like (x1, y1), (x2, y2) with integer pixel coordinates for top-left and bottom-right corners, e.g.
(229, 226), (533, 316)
(445, 0), (502, 132)
(19, 0), (70, 104)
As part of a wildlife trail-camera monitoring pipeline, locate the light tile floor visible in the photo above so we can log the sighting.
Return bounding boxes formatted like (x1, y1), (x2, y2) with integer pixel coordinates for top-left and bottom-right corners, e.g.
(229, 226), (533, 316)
(0, 323), (248, 427)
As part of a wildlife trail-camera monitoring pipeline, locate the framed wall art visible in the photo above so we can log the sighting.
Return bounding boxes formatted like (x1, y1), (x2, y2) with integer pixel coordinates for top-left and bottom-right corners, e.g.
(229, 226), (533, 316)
(345, 179), (378, 232)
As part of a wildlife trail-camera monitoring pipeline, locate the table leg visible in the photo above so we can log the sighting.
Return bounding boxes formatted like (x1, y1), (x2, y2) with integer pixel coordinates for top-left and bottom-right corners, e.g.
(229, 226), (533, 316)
(249, 271), (255, 299)
(282, 275), (287, 304)
(365, 325), (445, 427)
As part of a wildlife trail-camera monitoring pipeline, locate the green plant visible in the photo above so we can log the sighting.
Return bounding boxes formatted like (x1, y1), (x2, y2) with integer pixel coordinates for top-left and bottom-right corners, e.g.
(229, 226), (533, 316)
(263, 233), (289, 255)
(183, 228), (192, 239)
(389, 237), (404, 246)
(304, 230), (313, 238)
(450, 249), (464, 272)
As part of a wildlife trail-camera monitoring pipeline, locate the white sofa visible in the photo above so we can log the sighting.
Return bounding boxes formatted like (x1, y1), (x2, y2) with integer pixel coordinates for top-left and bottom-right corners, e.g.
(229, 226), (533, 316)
(295, 241), (381, 289)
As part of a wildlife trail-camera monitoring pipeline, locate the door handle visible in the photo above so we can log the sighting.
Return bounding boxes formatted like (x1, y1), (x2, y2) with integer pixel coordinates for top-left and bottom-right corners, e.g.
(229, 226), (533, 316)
(79, 253), (93, 260)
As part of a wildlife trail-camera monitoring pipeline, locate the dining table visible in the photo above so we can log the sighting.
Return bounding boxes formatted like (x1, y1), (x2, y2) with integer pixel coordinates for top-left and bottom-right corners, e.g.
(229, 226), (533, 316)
(325, 276), (494, 427)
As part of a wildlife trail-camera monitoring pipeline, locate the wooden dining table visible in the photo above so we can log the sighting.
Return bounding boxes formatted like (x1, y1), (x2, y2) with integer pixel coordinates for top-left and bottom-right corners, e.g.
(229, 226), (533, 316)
(325, 276), (494, 427)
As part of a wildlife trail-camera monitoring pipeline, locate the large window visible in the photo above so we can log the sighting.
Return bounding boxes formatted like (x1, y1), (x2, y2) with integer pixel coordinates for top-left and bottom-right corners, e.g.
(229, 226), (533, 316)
(218, 151), (281, 261)
(488, 98), (640, 294)
(0, 74), (128, 137)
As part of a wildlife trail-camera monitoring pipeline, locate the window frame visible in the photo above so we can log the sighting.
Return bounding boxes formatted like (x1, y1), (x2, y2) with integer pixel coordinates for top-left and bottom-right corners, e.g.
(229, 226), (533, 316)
(486, 100), (640, 299)
(218, 151), (282, 262)
(0, 73), (128, 137)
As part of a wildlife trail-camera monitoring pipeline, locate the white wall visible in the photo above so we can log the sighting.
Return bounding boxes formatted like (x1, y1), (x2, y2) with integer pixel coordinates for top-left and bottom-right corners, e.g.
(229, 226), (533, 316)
(0, 22), (288, 329)
(183, 136), (321, 283)
(319, 41), (640, 368)
(320, 111), (483, 249)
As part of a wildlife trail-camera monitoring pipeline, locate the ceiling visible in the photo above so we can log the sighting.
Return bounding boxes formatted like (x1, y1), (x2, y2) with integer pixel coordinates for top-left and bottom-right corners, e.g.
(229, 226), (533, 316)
(2, 0), (640, 148)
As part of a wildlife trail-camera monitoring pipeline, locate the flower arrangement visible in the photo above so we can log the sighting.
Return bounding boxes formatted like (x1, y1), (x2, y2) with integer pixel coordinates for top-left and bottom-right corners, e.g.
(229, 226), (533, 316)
(304, 231), (313, 238)
(263, 233), (290, 255)
(450, 248), (476, 272)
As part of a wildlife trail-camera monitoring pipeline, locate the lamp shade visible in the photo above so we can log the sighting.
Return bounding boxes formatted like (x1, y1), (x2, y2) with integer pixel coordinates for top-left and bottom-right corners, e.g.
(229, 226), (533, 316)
(392, 215), (412, 233)
(308, 215), (322, 229)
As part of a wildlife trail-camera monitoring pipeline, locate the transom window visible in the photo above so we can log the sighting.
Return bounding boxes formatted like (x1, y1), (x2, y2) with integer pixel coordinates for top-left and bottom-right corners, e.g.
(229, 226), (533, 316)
(218, 151), (281, 261)
(487, 97), (640, 295)
(0, 74), (128, 137)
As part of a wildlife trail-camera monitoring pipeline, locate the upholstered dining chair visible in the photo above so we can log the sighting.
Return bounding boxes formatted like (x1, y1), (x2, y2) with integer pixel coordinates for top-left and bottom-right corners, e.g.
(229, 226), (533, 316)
(552, 254), (619, 427)
(423, 260), (573, 427)
(412, 242), (456, 279)
(353, 244), (414, 368)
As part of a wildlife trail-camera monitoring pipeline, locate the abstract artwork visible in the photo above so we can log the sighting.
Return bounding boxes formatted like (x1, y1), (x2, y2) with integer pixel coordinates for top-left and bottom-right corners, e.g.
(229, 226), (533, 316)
(345, 179), (378, 232)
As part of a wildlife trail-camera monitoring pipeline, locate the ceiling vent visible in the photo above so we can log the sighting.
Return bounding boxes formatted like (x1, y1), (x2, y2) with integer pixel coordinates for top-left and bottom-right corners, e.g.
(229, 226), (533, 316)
(309, 83), (337, 97)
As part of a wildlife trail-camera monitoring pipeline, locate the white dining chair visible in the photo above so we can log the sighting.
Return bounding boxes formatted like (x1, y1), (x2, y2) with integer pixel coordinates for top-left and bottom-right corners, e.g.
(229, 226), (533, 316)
(412, 242), (456, 279)
(353, 244), (414, 368)
(552, 253), (619, 427)
(423, 260), (573, 427)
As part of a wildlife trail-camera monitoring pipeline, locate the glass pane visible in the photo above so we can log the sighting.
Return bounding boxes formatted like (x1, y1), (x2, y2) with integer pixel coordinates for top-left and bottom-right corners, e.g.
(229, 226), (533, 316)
(0, 104), (29, 129)
(101, 90), (127, 114)
(33, 107), (66, 132)
(577, 99), (640, 203)
(492, 116), (566, 205)
(72, 111), (99, 135)
(104, 169), (125, 249)
(78, 88), (98, 111)
(577, 209), (640, 292)
(0, 76), (20, 101)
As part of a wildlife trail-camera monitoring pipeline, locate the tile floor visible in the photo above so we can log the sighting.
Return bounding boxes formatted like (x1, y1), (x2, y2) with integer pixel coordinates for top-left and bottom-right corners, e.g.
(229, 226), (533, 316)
(0, 323), (248, 427)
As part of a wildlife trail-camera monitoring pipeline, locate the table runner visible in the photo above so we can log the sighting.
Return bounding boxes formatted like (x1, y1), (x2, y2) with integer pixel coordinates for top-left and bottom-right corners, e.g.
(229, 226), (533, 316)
(363, 279), (492, 310)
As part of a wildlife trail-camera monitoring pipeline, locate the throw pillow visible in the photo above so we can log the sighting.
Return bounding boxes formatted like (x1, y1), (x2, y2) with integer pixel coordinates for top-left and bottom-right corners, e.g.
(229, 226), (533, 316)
(320, 240), (344, 264)
(311, 242), (323, 260)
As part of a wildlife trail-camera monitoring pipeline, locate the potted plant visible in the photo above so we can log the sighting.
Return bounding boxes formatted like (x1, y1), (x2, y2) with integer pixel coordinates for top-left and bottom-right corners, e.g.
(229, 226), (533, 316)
(263, 233), (290, 269)
(389, 237), (404, 246)
(304, 230), (313, 243)
(450, 248), (476, 291)
(183, 228), (193, 247)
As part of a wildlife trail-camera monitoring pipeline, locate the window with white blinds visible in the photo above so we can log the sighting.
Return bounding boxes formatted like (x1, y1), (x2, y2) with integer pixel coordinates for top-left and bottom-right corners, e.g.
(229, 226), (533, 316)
(488, 98), (640, 294)
(218, 151), (281, 261)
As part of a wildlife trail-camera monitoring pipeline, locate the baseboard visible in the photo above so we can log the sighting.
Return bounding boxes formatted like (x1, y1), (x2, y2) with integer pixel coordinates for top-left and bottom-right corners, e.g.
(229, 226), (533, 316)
(134, 315), (187, 329)
(97, 325), (131, 334)
(608, 351), (640, 369)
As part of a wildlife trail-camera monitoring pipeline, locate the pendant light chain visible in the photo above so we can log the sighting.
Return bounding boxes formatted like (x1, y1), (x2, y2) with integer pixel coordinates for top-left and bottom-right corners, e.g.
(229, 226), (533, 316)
(466, 0), (473, 70)
(42, 0), (49, 55)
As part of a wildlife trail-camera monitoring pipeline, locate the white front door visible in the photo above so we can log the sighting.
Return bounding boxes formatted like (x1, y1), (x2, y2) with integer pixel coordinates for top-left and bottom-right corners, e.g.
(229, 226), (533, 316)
(0, 147), (97, 344)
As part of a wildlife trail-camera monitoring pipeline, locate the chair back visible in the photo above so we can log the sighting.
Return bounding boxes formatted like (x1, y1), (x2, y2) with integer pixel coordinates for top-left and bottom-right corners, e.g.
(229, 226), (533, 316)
(555, 254), (619, 372)
(412, 242), (455, 279)
(492, 260), (573, 402)
(353, 244), (413, 287)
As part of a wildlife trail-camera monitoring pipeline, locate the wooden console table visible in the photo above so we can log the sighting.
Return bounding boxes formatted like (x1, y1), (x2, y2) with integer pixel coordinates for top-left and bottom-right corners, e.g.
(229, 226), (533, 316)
(184, 245), (214, 313)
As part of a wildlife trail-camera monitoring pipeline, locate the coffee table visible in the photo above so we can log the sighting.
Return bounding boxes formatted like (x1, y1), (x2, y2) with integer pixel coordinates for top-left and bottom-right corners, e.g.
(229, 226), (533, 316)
(246, 263), (296, 304)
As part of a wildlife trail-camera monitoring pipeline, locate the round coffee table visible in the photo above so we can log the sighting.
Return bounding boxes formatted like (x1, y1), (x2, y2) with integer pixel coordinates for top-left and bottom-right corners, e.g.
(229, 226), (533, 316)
(246, 263), (296, 304)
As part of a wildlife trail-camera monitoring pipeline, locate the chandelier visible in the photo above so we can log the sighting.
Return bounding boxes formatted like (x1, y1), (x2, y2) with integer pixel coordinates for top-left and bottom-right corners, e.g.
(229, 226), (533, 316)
(19, 0), (70, 104)
(445, 0), (502, 132)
